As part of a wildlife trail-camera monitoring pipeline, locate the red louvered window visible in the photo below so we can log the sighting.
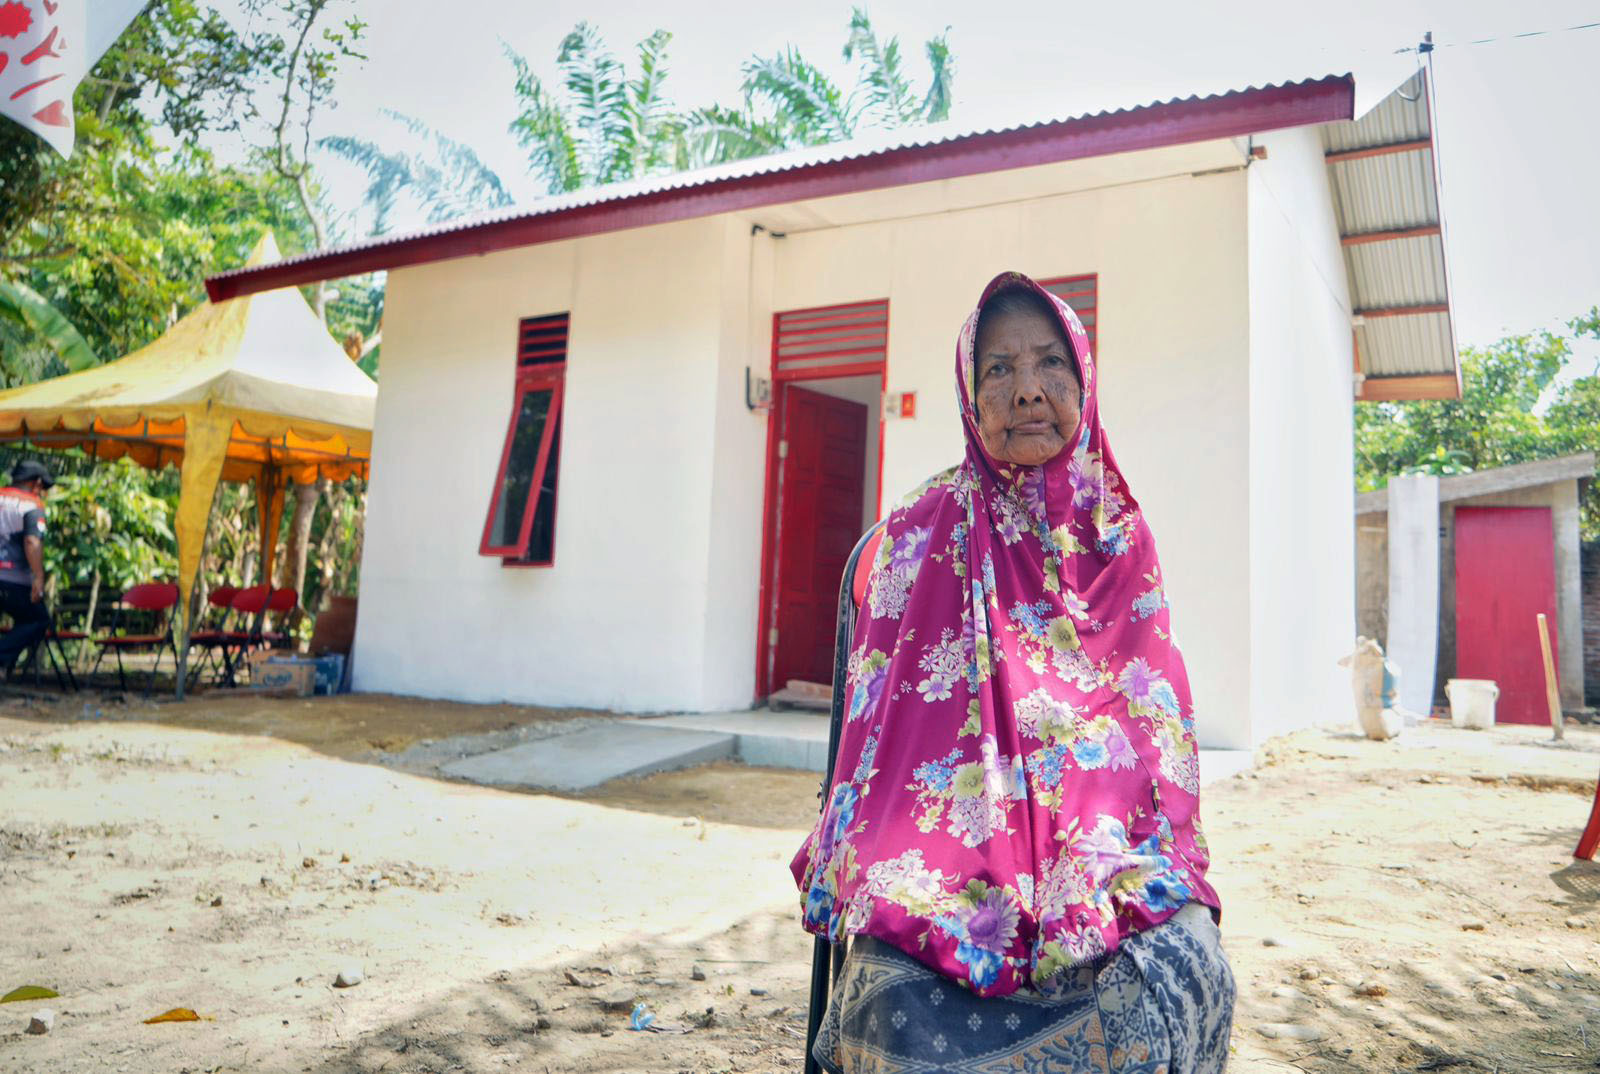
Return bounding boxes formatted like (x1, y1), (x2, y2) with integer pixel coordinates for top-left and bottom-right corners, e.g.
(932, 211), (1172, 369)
(1039, 274), (1098, 355)
(480, 314), (568, 566)
(772, 299), (888, 380)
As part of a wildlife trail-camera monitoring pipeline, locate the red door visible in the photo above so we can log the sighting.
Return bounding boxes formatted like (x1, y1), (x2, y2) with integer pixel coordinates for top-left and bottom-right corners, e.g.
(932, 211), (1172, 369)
(769, 386), (868, 690)
(1454, 506), (1557, 725)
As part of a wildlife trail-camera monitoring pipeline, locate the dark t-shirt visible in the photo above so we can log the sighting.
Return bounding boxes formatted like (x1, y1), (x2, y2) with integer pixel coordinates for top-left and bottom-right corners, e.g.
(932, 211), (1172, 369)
(0, 486), (45, 586)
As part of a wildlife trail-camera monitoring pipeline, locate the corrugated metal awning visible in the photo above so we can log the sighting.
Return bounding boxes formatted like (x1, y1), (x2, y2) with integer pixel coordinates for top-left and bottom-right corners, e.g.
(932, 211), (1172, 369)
(1321, 70), (1461, 401)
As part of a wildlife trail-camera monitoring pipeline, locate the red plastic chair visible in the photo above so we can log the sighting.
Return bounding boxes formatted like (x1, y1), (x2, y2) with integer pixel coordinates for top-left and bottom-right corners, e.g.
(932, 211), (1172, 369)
(223, 585), (298, 665)
(262, 587), (298, 646)
(91, 582), (179, 694)
(219, 584), (271, 664)
(187, 585), (240, 686)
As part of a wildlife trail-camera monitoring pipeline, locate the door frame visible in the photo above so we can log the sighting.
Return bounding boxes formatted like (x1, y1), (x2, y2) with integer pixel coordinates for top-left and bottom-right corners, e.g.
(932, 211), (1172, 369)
(755, 303), (887, 700)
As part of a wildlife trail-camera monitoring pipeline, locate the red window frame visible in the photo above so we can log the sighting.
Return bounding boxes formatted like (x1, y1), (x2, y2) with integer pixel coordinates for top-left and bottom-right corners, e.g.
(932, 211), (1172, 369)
(1038, 273), (1098, 355)
(479, 314), (568, 566)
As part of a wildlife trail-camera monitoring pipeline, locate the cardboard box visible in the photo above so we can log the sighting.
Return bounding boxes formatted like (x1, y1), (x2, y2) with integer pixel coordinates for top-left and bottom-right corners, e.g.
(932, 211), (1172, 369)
(262, 653), (344, 695)
(251, 661), (315, 697)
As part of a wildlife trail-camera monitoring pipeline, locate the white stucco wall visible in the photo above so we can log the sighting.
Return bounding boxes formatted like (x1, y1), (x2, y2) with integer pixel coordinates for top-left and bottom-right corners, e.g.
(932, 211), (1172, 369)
(765, 167), (1254, 748)
(354, 218), (742, 710)
(1245, 127), (1358, 742)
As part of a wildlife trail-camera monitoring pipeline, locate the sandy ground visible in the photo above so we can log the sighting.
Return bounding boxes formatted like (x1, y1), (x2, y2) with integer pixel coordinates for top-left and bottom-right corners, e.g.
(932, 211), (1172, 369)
(2, 692), (1600, 1073)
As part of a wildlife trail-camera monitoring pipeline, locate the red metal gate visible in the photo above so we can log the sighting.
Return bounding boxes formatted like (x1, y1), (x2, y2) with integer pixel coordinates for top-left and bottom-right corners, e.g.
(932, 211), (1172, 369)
(1454, 506), (1558, 725)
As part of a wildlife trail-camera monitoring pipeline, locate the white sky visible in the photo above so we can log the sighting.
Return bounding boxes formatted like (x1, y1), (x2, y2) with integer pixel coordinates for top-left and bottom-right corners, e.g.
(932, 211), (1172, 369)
(281, 0), (1600, 359)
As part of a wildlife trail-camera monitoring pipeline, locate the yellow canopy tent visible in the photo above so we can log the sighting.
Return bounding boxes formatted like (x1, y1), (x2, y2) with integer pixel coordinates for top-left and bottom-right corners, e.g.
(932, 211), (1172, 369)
(0, 232), (375, 695)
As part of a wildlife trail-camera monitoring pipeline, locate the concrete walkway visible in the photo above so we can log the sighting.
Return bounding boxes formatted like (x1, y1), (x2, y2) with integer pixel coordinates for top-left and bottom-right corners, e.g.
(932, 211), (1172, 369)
(440, 722), (734, 791)
(437, 708), (1256, 792)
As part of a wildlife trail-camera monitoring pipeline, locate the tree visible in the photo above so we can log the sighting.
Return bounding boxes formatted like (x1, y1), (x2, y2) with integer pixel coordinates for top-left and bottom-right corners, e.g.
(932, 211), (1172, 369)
(321, 111), (513, 234)
(689, 9), (953, 163)
(0, 1), (296, 380)
(36, 455), (178, 654)
(506, 24), (686, 194)
(251, 0), (367, 321)
(502, 10), (956, 196)
(241, 0), (368, 622)
(1356, 309), (1600, 536)
(0, 1), (377, 656)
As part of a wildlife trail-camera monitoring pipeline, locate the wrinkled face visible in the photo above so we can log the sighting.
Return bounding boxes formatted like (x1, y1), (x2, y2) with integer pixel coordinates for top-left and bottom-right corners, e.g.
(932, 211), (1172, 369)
(974, 306), (1082, 466)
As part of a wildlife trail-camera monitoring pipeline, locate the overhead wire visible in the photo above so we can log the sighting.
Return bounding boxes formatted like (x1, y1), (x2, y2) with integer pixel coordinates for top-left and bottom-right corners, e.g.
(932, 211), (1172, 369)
(1393, 20), (1600, 54)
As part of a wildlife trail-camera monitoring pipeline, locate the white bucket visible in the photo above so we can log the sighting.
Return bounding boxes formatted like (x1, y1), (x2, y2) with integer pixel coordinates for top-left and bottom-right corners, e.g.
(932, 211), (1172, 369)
(1445, 679), (1499, 730)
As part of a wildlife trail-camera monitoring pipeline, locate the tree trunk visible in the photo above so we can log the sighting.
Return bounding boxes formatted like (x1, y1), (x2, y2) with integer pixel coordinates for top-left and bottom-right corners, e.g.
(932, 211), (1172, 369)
(78, 570), (100, 671)
(282, 481), (323, 626)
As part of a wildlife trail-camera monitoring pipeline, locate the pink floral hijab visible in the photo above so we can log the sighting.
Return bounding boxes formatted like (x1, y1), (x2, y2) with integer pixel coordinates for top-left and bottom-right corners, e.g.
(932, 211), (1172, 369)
(792, 271), (1219, 997)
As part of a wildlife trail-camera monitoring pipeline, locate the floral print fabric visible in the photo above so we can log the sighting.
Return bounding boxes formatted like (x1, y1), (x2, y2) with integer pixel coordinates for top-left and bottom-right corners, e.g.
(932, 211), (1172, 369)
(792, 271), (1220, 997)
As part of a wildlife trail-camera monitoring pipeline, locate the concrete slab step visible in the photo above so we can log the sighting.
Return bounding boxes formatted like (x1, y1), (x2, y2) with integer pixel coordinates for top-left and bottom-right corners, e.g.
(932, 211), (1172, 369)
(440, 724), (736, 792)
(631, 711), (1258, 785)
(632, 711), (831, 772)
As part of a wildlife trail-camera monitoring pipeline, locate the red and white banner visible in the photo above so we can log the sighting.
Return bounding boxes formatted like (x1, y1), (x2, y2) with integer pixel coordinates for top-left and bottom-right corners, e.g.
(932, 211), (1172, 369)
(0, 0), (146, 157)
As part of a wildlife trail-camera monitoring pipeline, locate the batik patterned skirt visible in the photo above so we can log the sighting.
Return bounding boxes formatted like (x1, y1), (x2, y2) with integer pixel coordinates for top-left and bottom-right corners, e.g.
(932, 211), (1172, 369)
(812, 902), (1235, 1074)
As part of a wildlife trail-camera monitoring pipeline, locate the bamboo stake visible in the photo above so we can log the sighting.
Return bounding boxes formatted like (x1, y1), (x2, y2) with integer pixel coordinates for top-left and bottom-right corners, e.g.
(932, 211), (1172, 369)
(1537, 613), (1564, 742)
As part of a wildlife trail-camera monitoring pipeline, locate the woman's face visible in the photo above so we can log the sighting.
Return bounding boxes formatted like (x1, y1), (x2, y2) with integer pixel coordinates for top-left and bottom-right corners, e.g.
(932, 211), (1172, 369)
(974, 305), (1082, 466)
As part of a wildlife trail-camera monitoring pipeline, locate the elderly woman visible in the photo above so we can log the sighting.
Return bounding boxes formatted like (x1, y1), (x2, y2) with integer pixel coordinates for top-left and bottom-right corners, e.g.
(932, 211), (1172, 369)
(794, 271), (1234, 1073)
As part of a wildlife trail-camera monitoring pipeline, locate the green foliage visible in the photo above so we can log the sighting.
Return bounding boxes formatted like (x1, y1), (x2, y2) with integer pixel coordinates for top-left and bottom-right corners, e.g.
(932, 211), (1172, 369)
(1356, 310), (1600, 536)
(503, 10), (957, 196)
(689, 8), (953, 163)
(507, 23), (689, 193)
(0, 0), (326, 371)
(0, 278), (97, 374)
(1402, 447), (1473, 477)
(41, 457), (177, 596)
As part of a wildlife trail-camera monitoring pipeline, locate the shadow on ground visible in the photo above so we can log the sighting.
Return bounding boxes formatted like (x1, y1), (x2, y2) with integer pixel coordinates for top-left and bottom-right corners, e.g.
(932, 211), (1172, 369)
(299, 907), (813, 1074)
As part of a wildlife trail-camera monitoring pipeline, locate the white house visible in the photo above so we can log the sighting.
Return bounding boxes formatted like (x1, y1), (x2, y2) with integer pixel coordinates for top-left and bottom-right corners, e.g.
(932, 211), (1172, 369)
(207, 71), (1460, 750)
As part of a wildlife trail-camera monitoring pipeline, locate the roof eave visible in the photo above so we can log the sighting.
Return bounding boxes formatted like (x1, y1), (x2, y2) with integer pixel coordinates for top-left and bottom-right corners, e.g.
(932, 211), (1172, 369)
(205, 75), (1355, 302)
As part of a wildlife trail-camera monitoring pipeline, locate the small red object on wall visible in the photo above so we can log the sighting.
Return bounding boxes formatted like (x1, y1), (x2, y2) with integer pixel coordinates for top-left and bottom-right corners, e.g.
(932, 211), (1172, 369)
(899, 391), (916, 418)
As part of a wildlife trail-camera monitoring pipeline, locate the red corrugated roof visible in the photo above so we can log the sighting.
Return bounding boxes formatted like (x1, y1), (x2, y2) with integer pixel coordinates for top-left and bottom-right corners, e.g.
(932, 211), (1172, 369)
(205, 75), (1354, 302)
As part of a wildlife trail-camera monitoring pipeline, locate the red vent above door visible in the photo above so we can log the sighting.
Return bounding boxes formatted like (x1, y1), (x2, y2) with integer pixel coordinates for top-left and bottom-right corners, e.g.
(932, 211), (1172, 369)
(773, 300), (888, 380)
(1039, 274), (1098, 354)
(518, 313), (570, 368)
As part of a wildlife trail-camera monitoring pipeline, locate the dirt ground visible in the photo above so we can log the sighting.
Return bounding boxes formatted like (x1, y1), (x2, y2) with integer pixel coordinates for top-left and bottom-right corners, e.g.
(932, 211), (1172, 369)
(3, 692), (1600, 1073)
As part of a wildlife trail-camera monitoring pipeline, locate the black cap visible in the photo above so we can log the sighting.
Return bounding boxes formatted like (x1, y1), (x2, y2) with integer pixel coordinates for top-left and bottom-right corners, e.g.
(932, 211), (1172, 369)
(11, 460), (54, 489)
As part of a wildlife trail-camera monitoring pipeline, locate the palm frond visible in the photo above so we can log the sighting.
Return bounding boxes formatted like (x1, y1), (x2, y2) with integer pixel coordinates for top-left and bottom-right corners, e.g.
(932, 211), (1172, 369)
(740, 49), (855, 144)
(558, 22), (630, 184)
(682, 104), (788, 166)
(624, 29), (682, 176)
(921, 32), (955, 123)
(505, 43), (582, 193)
(318, 133), (414, 234)
(323, 112), (513, 231)
(381, 110), (514, 220)
(843, 8), (917, 125)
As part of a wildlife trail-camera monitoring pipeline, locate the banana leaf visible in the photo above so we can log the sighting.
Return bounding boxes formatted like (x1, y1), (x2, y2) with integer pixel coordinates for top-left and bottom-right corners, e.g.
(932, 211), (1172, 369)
(0, 279), (99, 371)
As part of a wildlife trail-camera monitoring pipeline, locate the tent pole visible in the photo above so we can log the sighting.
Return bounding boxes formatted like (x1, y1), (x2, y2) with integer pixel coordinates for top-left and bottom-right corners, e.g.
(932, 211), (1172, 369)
(258, 465), (285, 591)
(173, 407), (233, 700)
